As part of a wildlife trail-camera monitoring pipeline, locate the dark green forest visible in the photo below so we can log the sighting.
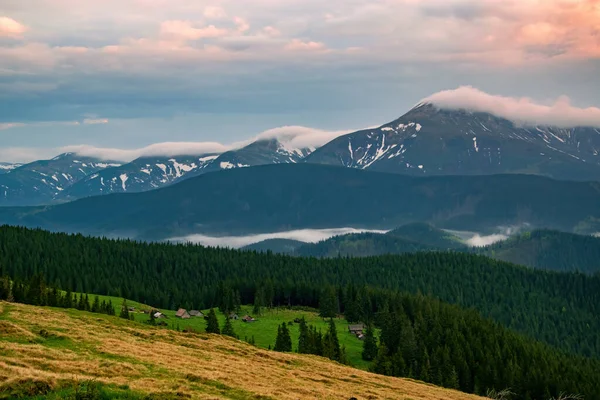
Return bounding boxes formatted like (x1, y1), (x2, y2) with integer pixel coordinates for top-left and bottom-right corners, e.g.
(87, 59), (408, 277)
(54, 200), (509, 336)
(4, 258), (600, 400)
(480, 229), (600, 273)
(1, 225), (599, 362)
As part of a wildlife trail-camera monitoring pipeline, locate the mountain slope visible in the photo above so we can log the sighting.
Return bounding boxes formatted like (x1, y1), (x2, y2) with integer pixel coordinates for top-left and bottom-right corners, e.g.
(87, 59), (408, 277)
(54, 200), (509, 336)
(242, 238), (308, 253)
(0, 153), (121, 206)
(292, 224), (466, 257)
(0, 163), (21, 175)
(57, 154), (219, 200)
(294, 232), (437, 257)
(55, 138), (315, 200)
(482, 229), (600, 273)
(387, 222), (466, 249)
(305, 103), (600, 181)
(2, 164), (600, 239)
(0, 302), (485, 400)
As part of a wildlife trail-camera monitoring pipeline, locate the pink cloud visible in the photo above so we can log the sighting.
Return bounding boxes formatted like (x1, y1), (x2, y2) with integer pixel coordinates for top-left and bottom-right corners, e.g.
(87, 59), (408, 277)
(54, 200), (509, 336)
(234, 17), (250, 33)
(285, 39), (326, 51)
(424, 86), (600, 128)
(0, 17), (27, 38)
(203, 6), (227, 19)
(160, 20), (229, 41)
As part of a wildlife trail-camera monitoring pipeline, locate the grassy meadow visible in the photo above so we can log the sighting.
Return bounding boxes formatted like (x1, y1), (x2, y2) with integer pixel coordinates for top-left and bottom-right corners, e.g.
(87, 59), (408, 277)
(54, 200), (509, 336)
(80, 293), (372, 370)
(0, 301), (486, 400)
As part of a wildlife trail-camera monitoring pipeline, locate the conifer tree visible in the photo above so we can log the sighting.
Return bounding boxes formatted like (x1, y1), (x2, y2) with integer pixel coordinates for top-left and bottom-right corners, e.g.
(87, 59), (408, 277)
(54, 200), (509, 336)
(222, 316), (237, 338)
(362, 324), (378, 361)
(206, 308), (220, 334)
(107, 300), (115, 315)
(274, 323), (292, 352)
(297, 318), (309, 354)
(91, 296), (100, 313)
(119, 299), (130, 319)
(63, 289), (73, 309)
(84, 294), (91, 311)
(0, 275), (10, 301)
(319, 286), (337, 319)
(323, 318), (341, 361)
(253, 287), (264, 316)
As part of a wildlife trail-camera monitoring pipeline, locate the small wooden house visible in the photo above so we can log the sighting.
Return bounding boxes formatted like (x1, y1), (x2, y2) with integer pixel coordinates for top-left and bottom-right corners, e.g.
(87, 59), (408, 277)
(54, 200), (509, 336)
(242, 315), (256, 323)
(229, 313), (240, 320)
(348, 324), (365, 335)
(153, 311), (166, 319)
(176, 308), (191, 319)
(189, 310), (203, 317)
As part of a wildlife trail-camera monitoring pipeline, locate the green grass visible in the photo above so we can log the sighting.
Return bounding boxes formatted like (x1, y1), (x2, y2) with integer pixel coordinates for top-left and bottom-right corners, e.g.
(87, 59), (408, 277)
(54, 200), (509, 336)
(75, 293), (372, 370)
(163, 306), (371, 370)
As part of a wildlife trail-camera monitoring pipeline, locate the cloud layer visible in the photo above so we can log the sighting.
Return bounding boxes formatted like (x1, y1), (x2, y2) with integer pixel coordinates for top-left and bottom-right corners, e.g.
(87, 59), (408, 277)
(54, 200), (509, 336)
(169, 227), (389, 248)
(425, 86), (600, 128)
(0, 125), (351, 162)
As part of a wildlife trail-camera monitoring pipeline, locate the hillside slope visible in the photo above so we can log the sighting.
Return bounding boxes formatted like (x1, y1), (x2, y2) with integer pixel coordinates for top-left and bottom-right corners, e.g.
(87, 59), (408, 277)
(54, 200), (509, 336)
(0, 302), (484, 400)
(483, 230), (600, 273)
(2, 164), (600, 239)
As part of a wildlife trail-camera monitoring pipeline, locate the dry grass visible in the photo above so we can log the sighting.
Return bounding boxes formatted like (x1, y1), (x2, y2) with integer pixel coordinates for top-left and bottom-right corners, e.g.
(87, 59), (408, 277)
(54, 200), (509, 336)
(0, 302), (487, 400)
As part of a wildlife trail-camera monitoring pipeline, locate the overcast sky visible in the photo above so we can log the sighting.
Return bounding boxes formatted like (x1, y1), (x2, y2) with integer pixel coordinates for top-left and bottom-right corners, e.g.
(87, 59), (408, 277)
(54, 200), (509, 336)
(1, 0), (600, 162)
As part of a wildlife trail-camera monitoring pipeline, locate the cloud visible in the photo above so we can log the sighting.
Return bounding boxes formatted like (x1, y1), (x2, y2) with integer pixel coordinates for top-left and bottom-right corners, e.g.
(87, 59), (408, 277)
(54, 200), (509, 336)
(159, 20), (229, 41)
(424, 86), (600, 128)
(169, 227), (389, 248)
(0, 16), (27, 37)
(284, 39), (327, 51)
(204, 6), (227, 20)
(83, 118), (109, 125)
(0, 125), (351, 163)
(63, 142), (228, 162)
(465, 233), (508, 247)
(255, 126), (351, 149)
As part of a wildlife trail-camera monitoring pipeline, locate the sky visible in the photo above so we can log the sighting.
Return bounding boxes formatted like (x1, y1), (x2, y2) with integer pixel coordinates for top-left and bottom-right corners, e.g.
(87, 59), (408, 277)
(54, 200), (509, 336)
(1, 0), (600, 162)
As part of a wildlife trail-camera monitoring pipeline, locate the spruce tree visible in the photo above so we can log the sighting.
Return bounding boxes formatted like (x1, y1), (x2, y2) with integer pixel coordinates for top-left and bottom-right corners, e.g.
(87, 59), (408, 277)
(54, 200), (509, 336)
(274, 323), (292, 352)
(319, 286), (337, 319)
(84, 294), (91, 311)
(0, 276), (10, 301)
(222, 316), (237, 338)
(297, 318), (309, 354)
(91, 296), (100, 313)
(206, 308), (220, 334)
(119, 299), (130, 319)
(63, 289), (73, 309)
(362, 324), (378, 361)
(323, 318), (341, 361)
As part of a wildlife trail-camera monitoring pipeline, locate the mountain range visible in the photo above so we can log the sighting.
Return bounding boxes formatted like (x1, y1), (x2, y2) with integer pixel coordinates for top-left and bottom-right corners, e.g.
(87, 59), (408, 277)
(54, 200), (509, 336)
(2, 102), (600, 206)
(2, 163), (600, 240)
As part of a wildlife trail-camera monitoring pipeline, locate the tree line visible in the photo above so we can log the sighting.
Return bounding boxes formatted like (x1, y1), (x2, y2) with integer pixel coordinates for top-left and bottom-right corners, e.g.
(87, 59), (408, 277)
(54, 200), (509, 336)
(1, 225), (598, 360)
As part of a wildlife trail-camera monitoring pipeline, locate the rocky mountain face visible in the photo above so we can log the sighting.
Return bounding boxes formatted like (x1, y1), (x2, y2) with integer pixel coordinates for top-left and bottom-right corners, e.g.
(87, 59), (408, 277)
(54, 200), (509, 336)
(57, 138), (315, 201)
(304, 103), (600, 181)
(57, 154), (219, 200)
(0, 153), (121, 206)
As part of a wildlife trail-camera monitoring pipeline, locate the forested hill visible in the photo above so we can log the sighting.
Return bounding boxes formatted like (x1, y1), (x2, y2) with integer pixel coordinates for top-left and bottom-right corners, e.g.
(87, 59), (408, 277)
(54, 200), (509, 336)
(1, 225), (599, 361)
(2, 164), (600, 239)
(480, 229), (600, 273)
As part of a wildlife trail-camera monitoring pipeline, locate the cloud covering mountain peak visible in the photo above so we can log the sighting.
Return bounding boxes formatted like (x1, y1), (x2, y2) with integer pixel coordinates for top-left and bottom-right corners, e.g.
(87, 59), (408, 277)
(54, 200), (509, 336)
(424, 86), (600, 128)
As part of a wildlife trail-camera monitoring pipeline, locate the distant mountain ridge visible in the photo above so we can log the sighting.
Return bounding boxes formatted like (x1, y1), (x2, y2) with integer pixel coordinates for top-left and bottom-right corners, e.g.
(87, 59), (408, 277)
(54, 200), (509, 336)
(3, 103), (600, 205)
(0, 153), (121, 206)
(243, 224), (600, 274)
(2, 164), (600, 240)
(305, 103), (600, 181)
